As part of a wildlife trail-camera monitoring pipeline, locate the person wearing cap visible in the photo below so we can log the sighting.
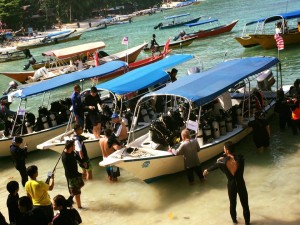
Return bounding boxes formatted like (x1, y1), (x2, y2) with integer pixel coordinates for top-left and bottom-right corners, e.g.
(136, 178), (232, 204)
(84, 86), (103, 138)
(168, 68), (178, 82)
(111, 113), (128, 145)
(71, 84), (85, 127)
(10, 137), (28, 187)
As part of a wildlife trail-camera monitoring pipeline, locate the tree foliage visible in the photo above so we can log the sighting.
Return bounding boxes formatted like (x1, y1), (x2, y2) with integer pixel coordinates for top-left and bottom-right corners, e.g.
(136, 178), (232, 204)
(0, 0), (162, 30)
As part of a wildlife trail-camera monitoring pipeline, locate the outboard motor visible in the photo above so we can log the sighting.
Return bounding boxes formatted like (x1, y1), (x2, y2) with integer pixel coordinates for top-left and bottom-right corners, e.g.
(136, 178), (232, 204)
(25, 122), (33, 134)
(187, 67), (201, 75)
(211, 118), (220, 139)
(147, 105), (156, 120)
(257, 69), (275, 91)
(154, 22), (163, 30)
(173, 30), (186, 41)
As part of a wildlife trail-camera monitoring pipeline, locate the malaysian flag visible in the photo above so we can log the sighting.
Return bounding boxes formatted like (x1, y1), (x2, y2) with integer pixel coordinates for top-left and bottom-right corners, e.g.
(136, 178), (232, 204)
(121, 36), (128, 45)
(274, 33), (284, 50)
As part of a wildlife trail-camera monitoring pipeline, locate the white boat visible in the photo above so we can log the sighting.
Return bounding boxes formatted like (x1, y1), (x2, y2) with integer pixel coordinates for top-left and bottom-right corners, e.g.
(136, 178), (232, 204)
(0, 61), (127, 157)
(99, 56), (286, 183)
(37, 54), (194, 159)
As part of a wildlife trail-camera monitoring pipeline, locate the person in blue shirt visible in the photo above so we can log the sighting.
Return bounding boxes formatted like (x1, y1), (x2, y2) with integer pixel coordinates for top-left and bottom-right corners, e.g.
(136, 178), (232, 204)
(71, 84), (85, 127)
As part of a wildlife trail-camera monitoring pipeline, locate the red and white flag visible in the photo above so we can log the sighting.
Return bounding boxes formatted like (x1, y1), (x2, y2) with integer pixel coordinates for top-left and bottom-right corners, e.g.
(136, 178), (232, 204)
(163, 38), (171, 56)
(121, 36), (128, 45)
(274, 33), (284, 50)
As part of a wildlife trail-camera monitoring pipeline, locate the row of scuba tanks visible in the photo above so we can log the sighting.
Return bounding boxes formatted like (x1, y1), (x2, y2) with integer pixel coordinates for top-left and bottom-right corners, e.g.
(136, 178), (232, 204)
(197, 107), (243, 146)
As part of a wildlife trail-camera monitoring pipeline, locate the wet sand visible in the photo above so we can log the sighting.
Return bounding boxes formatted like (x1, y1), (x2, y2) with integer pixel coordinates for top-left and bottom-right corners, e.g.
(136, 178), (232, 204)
(0, 115), (299, 225)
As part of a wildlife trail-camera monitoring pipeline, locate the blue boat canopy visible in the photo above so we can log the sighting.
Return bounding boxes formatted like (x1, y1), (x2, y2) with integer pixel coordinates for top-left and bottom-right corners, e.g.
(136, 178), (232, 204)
(96, 54), (193, 95)
(164, 13), (190, 20)
(142, 57), (279, 106)
(184, 18), (218, 27)
(246, 9), (300, 26)
(13, 61), (127, 98)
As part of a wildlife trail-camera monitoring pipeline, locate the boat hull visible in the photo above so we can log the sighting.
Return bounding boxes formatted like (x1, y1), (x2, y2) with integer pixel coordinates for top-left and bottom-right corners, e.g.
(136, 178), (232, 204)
(250, 31), (300, 49)
(144, 38), (195, 52)
(37, 122), (151, 159)
(16, 33), (82, 50)
(159, 17), (201, 29)
(234, 36), (260, 48)
(186, 20), (239, 39)
(1, 71), (35, 83)
(0, 123), (68, 157)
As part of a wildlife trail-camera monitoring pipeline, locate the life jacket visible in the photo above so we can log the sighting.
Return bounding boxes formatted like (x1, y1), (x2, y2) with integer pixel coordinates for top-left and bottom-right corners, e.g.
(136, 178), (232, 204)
(292, 107), (300, 120)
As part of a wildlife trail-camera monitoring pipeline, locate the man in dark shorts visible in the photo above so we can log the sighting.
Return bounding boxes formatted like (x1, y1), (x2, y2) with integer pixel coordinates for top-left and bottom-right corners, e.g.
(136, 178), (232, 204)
(248, 111), (270, 152)
(61, 140), (84, 209)
(84, 86), (102, 138)
(73, 124), (93, 180)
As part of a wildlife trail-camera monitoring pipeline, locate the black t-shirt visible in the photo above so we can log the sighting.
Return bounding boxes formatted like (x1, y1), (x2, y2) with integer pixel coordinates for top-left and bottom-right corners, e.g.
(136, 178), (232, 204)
(7, 193), (21, 224)
(10, 144), (27, 167)
(53, 208), (82, 225)
(84, 94), (102, 115)
(62, 151), (80, 179)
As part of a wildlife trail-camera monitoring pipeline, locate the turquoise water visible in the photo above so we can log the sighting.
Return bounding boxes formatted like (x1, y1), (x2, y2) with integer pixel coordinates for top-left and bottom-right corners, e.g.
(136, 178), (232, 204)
(0, 1), (300, 224)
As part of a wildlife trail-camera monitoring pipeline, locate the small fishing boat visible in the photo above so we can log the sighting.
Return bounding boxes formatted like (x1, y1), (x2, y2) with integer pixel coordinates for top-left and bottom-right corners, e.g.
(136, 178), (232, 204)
(143, 37), (196, 52)
(37, 54), (193, 159)
(235, 10), (300, 49)
(0, 61), (127, 157)
(181, 18), (239, 40)
(81, 24), (107, 33)
(16, 30), (81, 50)
(154, 13), (201, 30)
(99, 56), (287, 183)
(0, 42), (106, 83)
(0, 47), (28, 63)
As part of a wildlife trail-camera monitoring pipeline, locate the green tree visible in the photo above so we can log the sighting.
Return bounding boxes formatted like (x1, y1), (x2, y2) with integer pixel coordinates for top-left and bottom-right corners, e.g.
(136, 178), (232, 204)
(0, 0), (24, 29)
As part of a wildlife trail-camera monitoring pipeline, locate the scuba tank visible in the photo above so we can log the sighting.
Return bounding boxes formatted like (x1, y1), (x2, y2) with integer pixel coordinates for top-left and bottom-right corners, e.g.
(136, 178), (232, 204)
(225, 114), (233, 132)
(25, 121), (33, 134)
(236, 107), (243, 125)
(49, 114), (57, 127)
(41, 116), (49, 129)
(147, 105), (155, 120)
(197, 126), (204, 146)
(141, 108), (150, 122)
(211, 119), (220, 139)
(219, 117), (226, 135)
(203, 122), (213, 143)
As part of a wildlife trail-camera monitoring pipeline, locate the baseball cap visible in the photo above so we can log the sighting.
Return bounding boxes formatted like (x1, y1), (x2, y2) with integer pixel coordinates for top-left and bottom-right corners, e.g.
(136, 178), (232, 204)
(111, 113), (119, 119)
(12, 136), (23, 144)
(90, 86), (98, 93)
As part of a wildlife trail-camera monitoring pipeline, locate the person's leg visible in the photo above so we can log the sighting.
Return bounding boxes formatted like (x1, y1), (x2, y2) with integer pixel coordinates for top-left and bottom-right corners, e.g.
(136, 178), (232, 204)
(228, 182), (238, 223)
(194, 166), (205, 181)
(186, 168), (194, 184)
(75, 194), (81, 208)
(238, 186), (250, 225)
(17, 164), (28, 187)
(93, 123), (101, 138)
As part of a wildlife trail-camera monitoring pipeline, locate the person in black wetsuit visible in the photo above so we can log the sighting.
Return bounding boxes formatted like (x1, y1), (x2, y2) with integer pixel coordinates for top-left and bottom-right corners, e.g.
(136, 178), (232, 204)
(203, 141), (250, 225)
(10, 137), (28, 187)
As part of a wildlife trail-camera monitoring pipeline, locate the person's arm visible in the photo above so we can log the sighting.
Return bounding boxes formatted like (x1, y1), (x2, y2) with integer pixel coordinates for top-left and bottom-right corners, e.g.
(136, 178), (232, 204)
(114, 123), (122, 138)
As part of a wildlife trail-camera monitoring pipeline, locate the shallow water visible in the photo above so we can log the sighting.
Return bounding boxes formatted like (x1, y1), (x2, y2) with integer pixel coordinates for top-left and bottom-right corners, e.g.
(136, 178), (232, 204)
(1, 0), (300, 224)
